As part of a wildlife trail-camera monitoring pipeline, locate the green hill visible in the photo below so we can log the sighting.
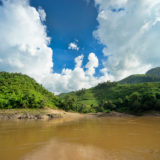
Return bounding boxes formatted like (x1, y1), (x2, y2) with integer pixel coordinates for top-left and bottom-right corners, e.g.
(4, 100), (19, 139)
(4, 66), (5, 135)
(146, 67), (160, 78)
(60, 67), (160, 114)
(119, 67), (160, 84)
(2, 67), (160, 114)
(0, 72), (62, 109)
(60, 82), (160, 114)
(119, 74), (160, 84)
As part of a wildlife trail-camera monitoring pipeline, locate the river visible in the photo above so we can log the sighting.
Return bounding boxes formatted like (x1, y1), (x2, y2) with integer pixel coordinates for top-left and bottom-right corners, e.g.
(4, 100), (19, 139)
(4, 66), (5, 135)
(0, 116), (160, 160)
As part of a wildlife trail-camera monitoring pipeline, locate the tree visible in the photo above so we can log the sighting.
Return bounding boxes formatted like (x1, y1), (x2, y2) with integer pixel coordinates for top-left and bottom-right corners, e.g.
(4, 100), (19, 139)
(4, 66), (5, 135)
(141, 93), (156, 111)
(128, 92), (142, 113)
(103, 100), (116, 111)
(63, 95), (77, 111)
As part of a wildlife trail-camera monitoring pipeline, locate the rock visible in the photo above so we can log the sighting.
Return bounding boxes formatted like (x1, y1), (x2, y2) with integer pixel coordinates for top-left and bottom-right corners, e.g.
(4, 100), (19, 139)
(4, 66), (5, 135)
(47, 114), (62, 119)
(0, 110), (63, 120)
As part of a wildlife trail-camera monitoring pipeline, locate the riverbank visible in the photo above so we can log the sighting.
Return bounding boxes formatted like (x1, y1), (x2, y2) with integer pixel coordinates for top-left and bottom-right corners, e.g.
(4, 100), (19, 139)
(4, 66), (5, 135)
(0, 109), (133, 121)
(0, 109), (62, 120)
(0, 108), (91, 121)
(0, 109), (160, 121)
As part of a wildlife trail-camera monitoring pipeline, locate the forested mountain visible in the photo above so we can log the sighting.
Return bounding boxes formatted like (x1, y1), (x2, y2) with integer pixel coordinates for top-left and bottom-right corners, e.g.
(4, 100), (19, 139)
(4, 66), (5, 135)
(1, 67), (160, 115)
(60, 67), (160, 114)
(119, 67), (160, 84)
(146, 67), (160, 78)
(119, 74), (160, 84)
(0, 72), (62, 109)
(60, 82), (160, 114)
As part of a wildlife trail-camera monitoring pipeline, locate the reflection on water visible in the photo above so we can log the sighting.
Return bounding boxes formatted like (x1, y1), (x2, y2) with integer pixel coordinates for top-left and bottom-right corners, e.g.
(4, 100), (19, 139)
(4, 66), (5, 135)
(0, 116), (160, 160)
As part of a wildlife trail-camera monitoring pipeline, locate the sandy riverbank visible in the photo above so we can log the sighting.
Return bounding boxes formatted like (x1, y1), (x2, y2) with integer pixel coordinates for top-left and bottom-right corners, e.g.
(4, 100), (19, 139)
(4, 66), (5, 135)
(0, 108), (86, 121)
(0, 108), (159, 121)
(0, 108), (135, 121)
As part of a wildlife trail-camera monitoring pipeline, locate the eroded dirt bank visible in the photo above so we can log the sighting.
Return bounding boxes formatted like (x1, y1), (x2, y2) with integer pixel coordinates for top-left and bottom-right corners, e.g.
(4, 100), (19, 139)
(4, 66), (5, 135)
(0, 108), (88, 121)
(1, 108), (159, 121)
(0, 108), (135, 121)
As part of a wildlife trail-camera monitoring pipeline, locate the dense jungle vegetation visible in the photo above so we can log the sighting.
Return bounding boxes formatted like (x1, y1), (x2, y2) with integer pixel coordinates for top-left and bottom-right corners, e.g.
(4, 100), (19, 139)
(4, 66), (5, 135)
(60, 67), (160, 114)
(1, 67), (160, 115)
(60, 82), (160, 114)
(0, 72), (62, 109)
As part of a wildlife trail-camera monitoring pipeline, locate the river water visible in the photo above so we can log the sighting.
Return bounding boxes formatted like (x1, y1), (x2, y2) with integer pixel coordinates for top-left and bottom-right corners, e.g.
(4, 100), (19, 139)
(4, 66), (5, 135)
(0, 116), (160, 160)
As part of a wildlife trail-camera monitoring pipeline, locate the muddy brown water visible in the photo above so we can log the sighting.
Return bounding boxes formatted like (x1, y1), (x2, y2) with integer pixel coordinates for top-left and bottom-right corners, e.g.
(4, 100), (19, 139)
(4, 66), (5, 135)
(0, 116), (160, 160)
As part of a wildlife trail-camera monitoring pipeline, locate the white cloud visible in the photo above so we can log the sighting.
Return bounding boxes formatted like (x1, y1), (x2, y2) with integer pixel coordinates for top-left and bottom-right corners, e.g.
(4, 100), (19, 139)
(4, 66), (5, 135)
(86, 52), (99, 76)
(68, 42), (79, 51)
(94, 0), (160, 80)
(38, 7), (46, 21)
(3, 0), (160, 94)
(0, 0), (53, 81)
(42, 52), (109, 94)
(75, 55), (84, 68)
(0, 0), (108, 94)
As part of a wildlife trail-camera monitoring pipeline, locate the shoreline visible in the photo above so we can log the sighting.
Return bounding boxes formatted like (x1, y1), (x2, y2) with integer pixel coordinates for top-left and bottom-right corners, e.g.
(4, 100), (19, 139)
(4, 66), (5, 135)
(0, 109), (160, 121)
(0, 108), (62, 120)
(0, 108), (91, 121)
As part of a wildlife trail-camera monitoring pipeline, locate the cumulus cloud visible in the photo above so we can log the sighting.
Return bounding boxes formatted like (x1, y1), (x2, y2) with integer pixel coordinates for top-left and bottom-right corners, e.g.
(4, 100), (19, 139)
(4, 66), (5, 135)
(0, 0), (53, 81)
(86, 52), (99, 76)
(38, 7), (46, 21)
(68, 42), (79, 51)
(0, 0), (109, 94)
(42, 52), (110, 94)
(75, 54), (84, 68)
(94, 0), (160, 80)
(4, 0), (159, 94)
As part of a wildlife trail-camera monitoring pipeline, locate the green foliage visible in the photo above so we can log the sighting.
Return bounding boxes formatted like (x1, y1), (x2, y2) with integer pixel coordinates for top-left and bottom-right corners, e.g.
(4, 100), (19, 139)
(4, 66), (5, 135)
(100, 100), (116, 111)
(146, 67), (160, 78)
(119, 67), (160, 84)
(95, 81), (118, 89)
(61, 81), (160, 114)
(119, 74), (160, 84)
(61, 95), (94, 113)
(60, 67), (160, 114)
(0, 72), (62, 109)
(62, 95), (77, 111)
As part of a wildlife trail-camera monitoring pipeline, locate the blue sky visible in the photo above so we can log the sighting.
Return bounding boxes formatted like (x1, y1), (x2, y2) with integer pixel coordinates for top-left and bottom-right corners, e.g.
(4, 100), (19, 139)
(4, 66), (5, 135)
(0, 0), (160, 94)
(30, 0), (105, 74)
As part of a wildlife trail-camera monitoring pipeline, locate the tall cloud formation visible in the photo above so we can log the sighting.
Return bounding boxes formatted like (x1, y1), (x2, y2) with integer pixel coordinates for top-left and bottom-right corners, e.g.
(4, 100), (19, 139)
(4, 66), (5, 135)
(42, 53), (111, 94)
(94, 0), (160, 80)
(0, 0), (109, 94)
(0, 0), (53, 81)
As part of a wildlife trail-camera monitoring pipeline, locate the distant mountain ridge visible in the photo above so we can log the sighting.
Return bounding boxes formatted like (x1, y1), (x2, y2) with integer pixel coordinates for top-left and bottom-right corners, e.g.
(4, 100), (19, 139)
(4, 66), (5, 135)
(119, 67), (160, 84)
(60, 67), (160, 114)
(1, 67), (160, 114)
(146, 67), (160, 78)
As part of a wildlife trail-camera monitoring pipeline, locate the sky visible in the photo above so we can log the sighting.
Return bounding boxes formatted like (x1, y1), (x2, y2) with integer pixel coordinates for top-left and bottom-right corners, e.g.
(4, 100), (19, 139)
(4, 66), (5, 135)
(30, 0), (105, 73)
(0, 0), (160, 94)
